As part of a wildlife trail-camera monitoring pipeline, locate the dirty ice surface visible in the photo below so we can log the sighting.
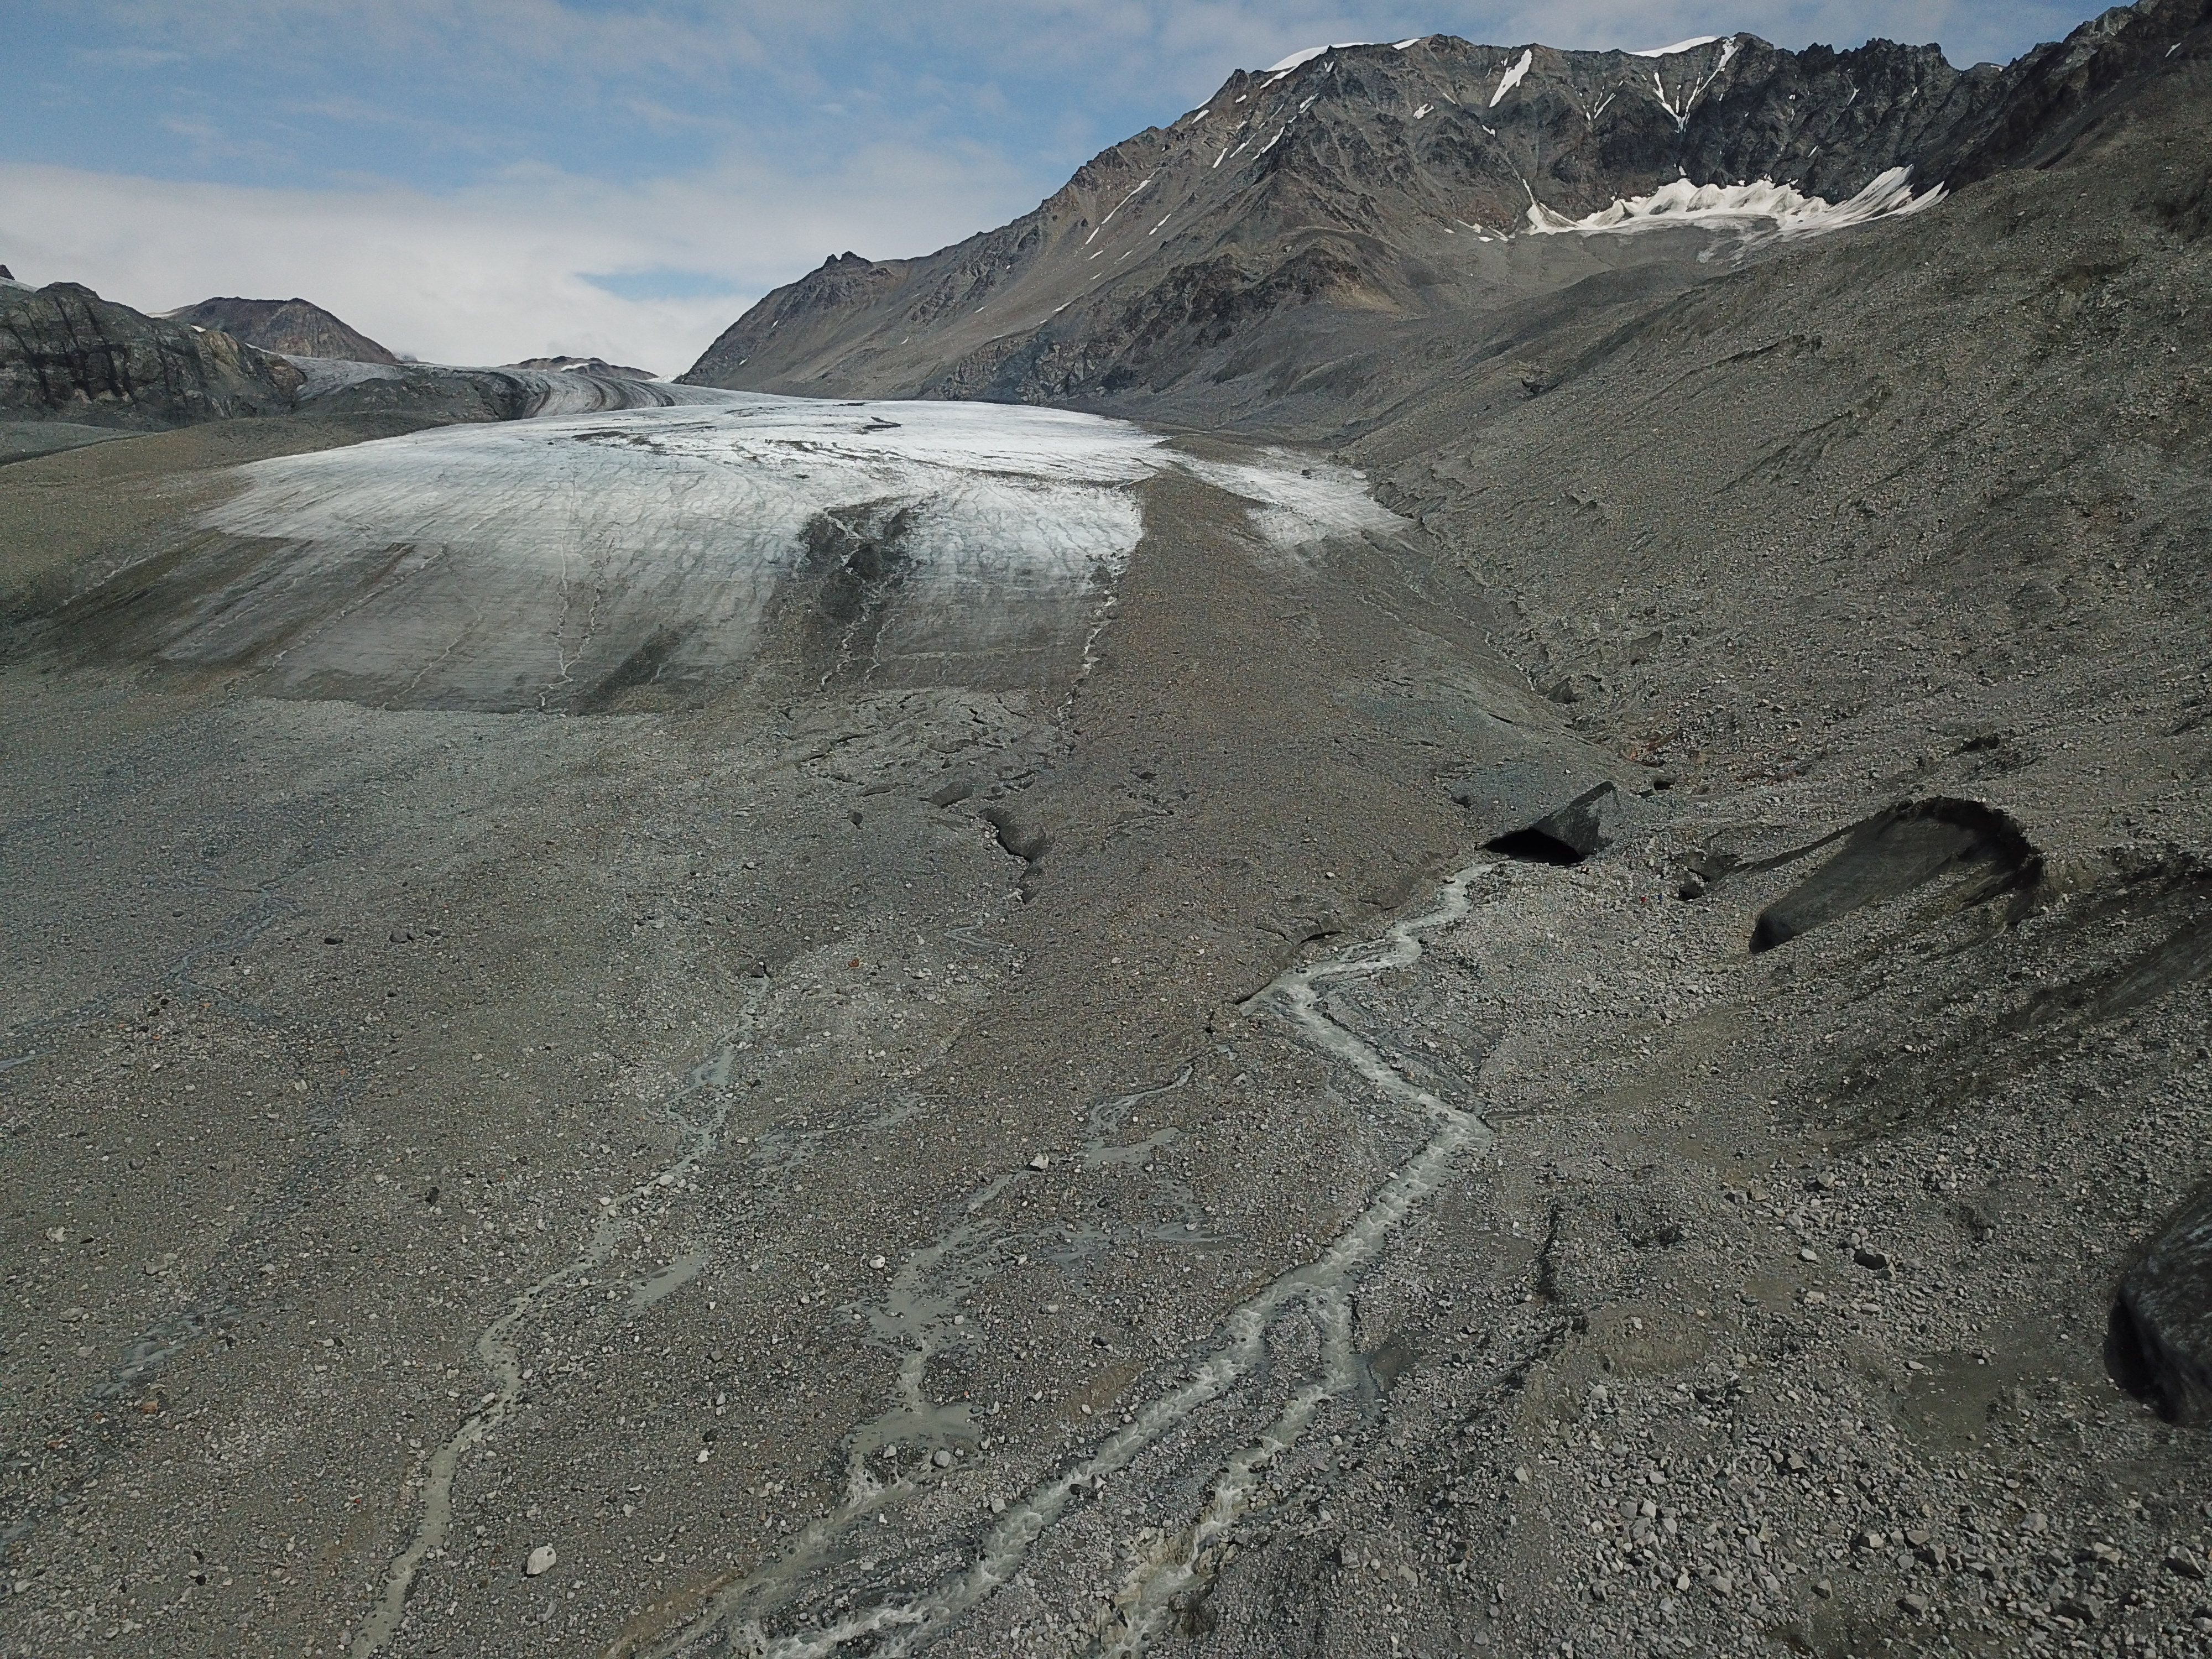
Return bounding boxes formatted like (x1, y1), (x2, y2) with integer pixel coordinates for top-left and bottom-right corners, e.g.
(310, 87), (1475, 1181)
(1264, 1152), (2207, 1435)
(1525, 167), (1943, 240)
(178, 393), (1399, 709)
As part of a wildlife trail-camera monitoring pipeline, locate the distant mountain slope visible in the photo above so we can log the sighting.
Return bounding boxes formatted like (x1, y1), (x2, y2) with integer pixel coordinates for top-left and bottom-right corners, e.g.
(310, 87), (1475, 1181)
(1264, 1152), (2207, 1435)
(169, 296), (399, 364)
(2, 282), (304, 429)
(503, 354), (660, 381)
(2, 282), (698, 434)
(682, 0), (2204, 419)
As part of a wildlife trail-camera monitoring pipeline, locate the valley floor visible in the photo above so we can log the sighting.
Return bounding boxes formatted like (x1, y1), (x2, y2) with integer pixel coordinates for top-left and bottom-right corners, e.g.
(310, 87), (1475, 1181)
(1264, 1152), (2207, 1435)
(4, 41), (2212, 1659)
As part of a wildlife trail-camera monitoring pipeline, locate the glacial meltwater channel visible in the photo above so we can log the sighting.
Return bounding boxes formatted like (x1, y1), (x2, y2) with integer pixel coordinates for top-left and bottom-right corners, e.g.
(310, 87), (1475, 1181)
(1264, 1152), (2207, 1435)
(639, 856), (1512, 1658)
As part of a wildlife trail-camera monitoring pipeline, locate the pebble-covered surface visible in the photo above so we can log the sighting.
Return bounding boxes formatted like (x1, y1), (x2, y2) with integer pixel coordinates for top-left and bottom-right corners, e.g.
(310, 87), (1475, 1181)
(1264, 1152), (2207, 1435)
(3, 19), (2209, 1659)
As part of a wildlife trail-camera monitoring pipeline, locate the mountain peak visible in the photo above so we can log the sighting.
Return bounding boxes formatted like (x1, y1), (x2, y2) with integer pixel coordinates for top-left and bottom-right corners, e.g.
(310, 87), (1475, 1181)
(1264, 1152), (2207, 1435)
(681, 1), (2195, 420)
(168, 295), (399, 364)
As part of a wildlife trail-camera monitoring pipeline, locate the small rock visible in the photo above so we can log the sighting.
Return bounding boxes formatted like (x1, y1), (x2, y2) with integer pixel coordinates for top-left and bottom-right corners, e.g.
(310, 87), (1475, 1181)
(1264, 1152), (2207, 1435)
(1812, 1579), (1834, 1599)
(2023, 1512), (2048, 1533)
(1709, 1573), (1734, 1596)
(1513, 1466), (1531, 1485)
(1029, 1155), (1051, 1171)
(932, 1448), (953, 1468)
(1853, 1247), (1891, 1271)
(869, 1255), (886, 1270)
(525, 1545), (557, 1577)
(1901, 1593), (1931, 1617)
(2054, 1594), (2103, 1625)
(1798, 1247), (1820, 1263)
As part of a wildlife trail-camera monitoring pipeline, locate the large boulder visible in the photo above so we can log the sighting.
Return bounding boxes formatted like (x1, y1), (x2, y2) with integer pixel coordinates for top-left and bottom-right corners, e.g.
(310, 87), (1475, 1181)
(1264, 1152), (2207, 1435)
(2117, 1187), (2212, 1423)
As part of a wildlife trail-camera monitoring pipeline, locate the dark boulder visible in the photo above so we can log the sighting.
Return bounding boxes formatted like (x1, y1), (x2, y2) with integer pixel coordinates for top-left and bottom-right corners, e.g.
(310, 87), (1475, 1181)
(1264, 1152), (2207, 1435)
(2115, 1186), (2212, 1422)
(1478, 780), (1624, 866)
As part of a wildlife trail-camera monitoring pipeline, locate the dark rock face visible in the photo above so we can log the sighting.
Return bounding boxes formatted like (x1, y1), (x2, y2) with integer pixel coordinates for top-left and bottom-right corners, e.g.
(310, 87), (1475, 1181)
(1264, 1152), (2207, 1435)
(169, 296), (399, 365)
(1, 282), (304, 429)
(682, 0), (2207, 412)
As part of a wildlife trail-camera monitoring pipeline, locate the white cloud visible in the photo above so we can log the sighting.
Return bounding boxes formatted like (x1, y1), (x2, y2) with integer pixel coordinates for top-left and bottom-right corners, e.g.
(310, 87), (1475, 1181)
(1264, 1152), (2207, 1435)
(0, 143), (1034, 374)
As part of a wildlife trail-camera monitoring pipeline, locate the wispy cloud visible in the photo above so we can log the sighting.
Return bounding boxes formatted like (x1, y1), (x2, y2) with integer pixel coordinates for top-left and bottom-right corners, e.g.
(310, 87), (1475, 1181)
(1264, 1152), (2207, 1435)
(0, 140), (1033, 374)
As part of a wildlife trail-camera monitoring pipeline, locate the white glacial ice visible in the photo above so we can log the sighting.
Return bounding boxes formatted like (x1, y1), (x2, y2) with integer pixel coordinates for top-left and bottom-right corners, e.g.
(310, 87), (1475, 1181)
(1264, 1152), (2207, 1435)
(1524, 166), (1944, 240)
(180, 393), (1401, 709)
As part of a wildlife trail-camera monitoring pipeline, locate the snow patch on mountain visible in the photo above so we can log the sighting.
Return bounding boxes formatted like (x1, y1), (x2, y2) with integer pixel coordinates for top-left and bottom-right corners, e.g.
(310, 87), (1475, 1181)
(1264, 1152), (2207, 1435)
(1491, 49), (1535, 107)
(1632, 35), (1725, 58)
(1180, 452), (1404, 557)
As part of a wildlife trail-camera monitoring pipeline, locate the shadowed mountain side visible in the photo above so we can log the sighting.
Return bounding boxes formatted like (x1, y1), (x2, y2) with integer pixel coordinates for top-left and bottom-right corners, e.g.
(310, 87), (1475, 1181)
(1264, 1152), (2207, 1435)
(681, 0), (2205, 420)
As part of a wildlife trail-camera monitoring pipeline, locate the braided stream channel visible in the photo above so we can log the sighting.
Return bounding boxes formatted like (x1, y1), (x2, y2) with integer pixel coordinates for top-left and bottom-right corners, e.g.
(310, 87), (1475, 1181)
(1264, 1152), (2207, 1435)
(643, 855), (1512, 1658)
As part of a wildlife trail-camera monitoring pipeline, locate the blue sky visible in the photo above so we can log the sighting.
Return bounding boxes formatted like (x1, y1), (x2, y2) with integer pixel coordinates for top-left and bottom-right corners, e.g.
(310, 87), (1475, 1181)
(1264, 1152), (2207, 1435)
(2, 2), (2099, 372)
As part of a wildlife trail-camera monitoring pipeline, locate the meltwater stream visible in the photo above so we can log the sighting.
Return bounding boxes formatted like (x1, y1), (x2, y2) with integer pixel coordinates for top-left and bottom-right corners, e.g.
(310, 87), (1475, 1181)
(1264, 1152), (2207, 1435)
(348, 982), (770, 1659)
(643, 857), (1509, 1659)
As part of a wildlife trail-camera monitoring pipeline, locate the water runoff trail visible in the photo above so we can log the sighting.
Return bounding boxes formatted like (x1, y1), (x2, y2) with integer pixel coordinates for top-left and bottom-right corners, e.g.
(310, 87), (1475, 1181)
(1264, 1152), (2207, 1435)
(349, 987), (769, 1659)
(646, 855), (1511, 1659)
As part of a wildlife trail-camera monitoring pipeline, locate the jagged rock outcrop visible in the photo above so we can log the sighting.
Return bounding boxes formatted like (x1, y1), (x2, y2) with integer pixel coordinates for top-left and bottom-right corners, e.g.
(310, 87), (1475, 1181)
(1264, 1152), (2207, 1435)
(1, 281), (305, 429)
(682, 0), (2207, 415)
(168, 295), (400, 365)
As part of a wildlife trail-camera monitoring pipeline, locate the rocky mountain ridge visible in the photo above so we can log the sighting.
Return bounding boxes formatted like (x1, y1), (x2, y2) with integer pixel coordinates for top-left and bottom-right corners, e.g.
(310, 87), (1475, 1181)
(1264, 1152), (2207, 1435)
(0, 281), (305, 429)
(502, 353), (660, 380)
(0, 281), (693, 437)
(682, 0), (2205, 418)
(168, 295), (400, 365)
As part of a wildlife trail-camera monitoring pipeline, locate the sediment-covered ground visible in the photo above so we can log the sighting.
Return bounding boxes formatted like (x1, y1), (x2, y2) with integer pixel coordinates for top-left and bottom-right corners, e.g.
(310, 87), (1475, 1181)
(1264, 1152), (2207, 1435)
(3, 11), (2211, 1659)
